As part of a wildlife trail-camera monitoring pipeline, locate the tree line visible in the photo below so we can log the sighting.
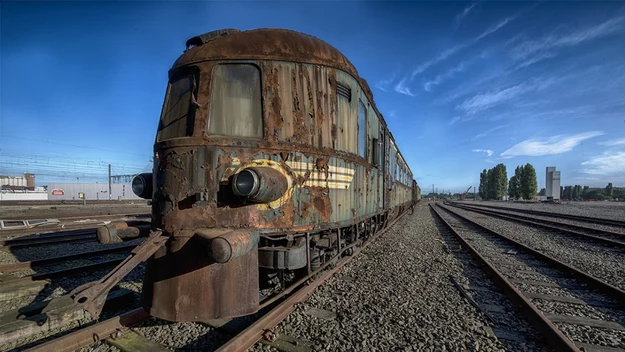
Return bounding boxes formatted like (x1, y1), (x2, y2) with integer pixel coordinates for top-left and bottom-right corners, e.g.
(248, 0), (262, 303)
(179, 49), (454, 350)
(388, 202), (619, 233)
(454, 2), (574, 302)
(557, 183), (624, 201)
(479, 163), (538, 201)
(479, 163), (622, 201)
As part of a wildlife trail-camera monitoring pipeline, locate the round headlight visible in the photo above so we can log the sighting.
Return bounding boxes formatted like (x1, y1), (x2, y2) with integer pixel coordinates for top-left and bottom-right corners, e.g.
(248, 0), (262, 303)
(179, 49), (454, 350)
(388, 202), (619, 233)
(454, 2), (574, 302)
(132, 176), (145, 196)
(232, 169), (259, 197)
(131, 173), (153, 199)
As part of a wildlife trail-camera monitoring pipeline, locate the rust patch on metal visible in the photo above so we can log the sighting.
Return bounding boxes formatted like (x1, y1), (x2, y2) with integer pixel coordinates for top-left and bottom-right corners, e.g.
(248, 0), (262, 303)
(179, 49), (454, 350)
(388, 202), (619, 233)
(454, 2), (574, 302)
(303, 64), (315, 127)
(291, 65), (308, 143)
(314, 156), (330, 180)
(300, 202), (310, 218)
(263, 63), (282, 141)
(308, 187), (332, 223)
(143, 235), (260, 322)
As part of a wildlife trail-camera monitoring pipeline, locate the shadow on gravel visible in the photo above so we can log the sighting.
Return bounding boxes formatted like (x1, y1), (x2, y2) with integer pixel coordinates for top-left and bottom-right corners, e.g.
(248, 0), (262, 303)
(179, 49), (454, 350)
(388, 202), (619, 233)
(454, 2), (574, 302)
(429, 207), (552, 351)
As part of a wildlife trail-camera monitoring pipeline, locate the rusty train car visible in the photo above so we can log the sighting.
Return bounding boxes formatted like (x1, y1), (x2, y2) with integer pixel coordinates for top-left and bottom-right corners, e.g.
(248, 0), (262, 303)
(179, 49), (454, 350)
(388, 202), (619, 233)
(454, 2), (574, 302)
(74, 28), (421, 323)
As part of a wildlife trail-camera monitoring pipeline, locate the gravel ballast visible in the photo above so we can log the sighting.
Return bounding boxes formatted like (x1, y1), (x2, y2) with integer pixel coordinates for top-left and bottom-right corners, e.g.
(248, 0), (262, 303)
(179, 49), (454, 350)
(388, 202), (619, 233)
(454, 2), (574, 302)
(458, 201), (625, 222)
(438, 204), (625, 351)
(250, 202), (549, 352)
(445, 204), (625, 292)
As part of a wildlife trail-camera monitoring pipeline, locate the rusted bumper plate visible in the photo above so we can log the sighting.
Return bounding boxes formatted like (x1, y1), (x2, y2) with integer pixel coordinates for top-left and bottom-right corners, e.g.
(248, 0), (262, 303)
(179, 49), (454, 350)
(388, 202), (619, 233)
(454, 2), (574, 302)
(142, 228), (260, 322)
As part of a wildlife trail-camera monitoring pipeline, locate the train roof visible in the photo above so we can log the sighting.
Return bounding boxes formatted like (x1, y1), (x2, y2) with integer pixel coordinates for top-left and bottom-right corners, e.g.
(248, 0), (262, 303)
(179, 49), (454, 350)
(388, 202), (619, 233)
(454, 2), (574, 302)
(173, 28), (413, 178)
(175, 28), (359, 77)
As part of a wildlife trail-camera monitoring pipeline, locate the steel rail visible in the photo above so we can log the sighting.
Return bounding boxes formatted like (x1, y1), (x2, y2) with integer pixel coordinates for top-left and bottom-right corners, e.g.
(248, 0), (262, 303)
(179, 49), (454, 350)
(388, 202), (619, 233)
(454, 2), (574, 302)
(1, 211), (151, 222)
(451, 201), (625, 227)
(0, 258), (123, 288)
(436, 203), (625, 302)
(0, 230), (95, 248)
(429, 203), (580, 352)
(450, 203), (625, 248)
(0, 242), (137, 274)
(216, 209), (410, 352)
(23, 308), (151, 352)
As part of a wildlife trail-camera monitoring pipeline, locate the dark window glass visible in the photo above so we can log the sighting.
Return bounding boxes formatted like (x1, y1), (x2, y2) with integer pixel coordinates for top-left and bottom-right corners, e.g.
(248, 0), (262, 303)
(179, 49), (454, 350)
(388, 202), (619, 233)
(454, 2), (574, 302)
(358, 101), (366, 158)
(158, 72), (197, 140)
(208, 64), (262, 138)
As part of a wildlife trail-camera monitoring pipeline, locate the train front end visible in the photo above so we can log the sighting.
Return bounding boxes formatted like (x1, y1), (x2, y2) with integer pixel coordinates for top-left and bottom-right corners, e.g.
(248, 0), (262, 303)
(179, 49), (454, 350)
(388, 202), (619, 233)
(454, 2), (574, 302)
(131, 30), (305, 322)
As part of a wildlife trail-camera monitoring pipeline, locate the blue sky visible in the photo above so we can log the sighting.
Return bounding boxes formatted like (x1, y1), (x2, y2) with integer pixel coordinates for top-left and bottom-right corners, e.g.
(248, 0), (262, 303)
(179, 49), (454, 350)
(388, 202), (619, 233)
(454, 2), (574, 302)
(1, 1), (624, 192)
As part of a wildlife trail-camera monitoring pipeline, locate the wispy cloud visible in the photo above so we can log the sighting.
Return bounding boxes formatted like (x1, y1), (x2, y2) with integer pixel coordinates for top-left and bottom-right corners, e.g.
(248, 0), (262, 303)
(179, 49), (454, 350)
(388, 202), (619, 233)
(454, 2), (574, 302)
(410, 45), (465, 79)
(472, 149), (494, 157)
(500, 131), (605, 157)
(453, 2), (479, 29)
(598, 138), (625, 147)
(581, 151), (625, 176)
(511, 15), (625, 67)
(476, 17), (512, 41)
(394, 77), (416, 97)
(448, 116), (462, 126)
(410, 9), (525, 79)
(457, 77), (556, 114)
(472, 124), (507, 141)
(375, 70), (400, 92)
(424, 61), (467, 91)
(375, 79), (392, 92)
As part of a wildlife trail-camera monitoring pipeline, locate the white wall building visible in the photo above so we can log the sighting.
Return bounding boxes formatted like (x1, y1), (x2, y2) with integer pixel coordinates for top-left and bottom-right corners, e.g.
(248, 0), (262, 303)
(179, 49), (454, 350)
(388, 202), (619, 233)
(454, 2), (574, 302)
(545, 166), (561, 200)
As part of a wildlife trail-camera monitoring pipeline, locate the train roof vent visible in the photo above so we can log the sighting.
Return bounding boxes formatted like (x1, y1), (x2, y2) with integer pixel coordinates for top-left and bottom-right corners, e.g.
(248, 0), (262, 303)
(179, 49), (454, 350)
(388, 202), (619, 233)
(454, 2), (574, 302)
(185, 29), (241, 50)
(336, 82), (352, 102)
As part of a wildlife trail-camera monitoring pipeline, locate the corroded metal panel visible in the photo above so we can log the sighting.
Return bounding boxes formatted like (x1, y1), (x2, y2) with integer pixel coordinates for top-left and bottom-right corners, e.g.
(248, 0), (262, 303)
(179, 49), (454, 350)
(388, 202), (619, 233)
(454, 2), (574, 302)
(335, 70), (359, 154)
(142, 234), (259, 321)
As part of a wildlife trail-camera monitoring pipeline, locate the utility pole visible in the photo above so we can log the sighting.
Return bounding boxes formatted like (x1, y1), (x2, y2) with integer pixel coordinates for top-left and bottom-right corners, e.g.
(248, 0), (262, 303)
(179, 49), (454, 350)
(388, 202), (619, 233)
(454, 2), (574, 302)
(108, 164), (112, 200)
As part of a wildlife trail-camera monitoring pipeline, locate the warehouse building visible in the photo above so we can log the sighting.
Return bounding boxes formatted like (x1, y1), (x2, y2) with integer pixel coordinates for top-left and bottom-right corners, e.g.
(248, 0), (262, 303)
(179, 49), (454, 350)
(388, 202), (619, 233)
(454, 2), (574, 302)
(46, 183), (142, 201)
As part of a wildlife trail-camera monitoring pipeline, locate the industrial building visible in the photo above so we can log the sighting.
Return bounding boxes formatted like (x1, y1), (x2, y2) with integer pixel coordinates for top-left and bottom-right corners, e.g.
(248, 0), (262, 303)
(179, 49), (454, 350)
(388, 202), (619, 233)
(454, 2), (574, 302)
(1, 173), (142, 201)
(0, 173), (47, 200)
(47, 183), (142, 201)
(545, 166), (561, 200)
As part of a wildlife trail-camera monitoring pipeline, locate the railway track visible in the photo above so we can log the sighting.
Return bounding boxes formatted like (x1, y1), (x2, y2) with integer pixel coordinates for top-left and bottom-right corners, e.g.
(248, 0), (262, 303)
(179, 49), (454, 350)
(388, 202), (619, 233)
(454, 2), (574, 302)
(448, 202), (625, 248)
(0, 213), (151, 237)
(451, 202), (625, 228)
(0, 226), (146, 351)
(0, 229), (96, 249)
(2, 212), (410, 351)
(432, 203), (625, 352)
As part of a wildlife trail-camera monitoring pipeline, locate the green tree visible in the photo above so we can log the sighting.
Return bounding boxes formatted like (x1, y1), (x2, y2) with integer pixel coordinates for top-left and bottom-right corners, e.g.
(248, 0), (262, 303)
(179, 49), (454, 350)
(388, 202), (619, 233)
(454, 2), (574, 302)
(487, 168), (496, 200)
(586, 190), (605, 200)
(582, 186), (590, 197)
(605, 183), (613, 198)
(495, 163), (508, 199)
(520, 163), (537, 200)
(573, 185), (582, 199)
(508, 176), (521, 200)
(538, 188), (546, 196)
(479, 169), (488, 199)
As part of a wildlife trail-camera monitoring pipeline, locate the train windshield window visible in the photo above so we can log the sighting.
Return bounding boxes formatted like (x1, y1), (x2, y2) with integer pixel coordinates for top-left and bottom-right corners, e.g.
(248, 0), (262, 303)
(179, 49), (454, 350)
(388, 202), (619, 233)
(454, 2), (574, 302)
(358, 101), (366, 158)
(209, 64), (262, 138)
(158, 71), (197, 140)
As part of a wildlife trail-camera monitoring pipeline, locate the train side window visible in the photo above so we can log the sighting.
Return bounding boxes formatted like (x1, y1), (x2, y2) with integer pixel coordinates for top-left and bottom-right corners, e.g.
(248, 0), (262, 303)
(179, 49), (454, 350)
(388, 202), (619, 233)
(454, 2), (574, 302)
(157, 71), (198, 140)
(389, 144), (395, 185)
(208, 64), (262, 138)
(381, 132), (386, 170)
(372, 138), (379, 166)
(358, 101), (366, 158)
